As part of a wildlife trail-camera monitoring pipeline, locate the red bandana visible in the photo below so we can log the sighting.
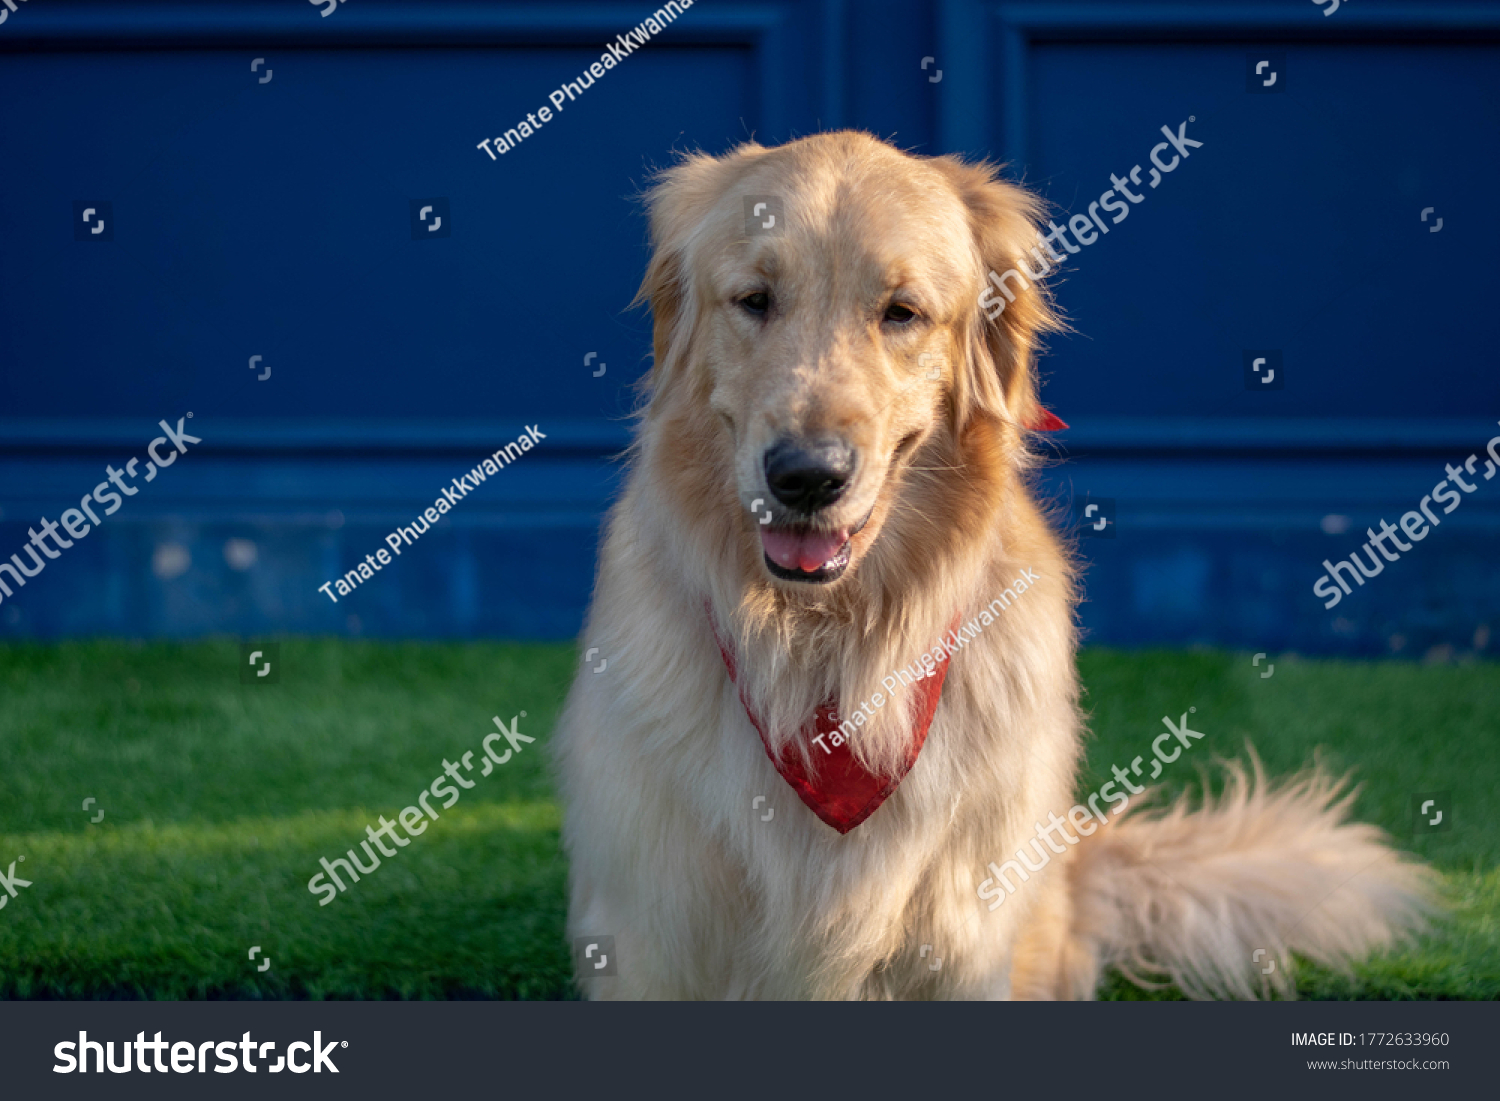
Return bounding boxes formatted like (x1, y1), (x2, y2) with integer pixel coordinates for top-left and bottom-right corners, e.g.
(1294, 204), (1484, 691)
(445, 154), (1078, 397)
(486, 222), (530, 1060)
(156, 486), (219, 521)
(709, 613), (955, 834)
(1027, 408), (1068, 432)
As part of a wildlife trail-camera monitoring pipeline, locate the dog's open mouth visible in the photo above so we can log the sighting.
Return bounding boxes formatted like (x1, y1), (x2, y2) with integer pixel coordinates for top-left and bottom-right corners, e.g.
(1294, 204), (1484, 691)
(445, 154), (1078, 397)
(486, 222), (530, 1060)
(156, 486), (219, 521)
(758, 509), (872, 584)
(760, 526), (851, 583)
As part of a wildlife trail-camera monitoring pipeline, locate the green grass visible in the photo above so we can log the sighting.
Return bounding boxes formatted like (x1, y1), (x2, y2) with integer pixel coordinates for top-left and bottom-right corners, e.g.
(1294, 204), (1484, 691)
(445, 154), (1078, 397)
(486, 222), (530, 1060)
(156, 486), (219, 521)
(0, 641), (1495, 999)
(0, 640), (575, 999)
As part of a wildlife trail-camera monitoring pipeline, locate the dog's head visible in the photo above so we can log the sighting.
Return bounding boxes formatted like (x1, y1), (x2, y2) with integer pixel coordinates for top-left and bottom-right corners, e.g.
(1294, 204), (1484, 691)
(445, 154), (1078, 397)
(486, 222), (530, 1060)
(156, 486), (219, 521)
(634, 131), (1059, 594)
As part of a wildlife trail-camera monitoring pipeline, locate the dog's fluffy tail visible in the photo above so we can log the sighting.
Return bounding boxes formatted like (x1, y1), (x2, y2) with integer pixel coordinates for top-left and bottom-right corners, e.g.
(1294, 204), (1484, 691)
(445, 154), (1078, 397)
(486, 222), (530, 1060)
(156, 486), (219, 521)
(1064, 755), (1437, 999)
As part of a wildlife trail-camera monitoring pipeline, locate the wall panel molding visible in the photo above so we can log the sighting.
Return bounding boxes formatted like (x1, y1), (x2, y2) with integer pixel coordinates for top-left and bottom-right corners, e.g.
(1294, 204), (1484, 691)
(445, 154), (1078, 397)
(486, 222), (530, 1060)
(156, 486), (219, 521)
(3, 417), (1494, 457)
(939, 1), (1500, 163)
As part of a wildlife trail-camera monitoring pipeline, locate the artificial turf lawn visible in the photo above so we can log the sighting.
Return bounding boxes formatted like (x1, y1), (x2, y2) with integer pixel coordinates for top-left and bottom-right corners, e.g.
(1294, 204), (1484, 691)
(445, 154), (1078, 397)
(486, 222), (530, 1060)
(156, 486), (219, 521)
(0, 640), (1495, 1000)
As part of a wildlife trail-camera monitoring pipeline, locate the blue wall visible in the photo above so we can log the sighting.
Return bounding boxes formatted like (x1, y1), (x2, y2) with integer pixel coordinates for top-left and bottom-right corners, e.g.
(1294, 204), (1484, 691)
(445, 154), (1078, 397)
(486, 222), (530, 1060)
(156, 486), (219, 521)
(1, 0), (1497, 653)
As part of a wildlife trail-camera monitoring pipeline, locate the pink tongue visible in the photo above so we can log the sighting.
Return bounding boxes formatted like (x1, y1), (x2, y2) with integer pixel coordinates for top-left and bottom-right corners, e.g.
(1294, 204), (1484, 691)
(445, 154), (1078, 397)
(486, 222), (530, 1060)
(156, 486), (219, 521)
(760, 528), (849, 573)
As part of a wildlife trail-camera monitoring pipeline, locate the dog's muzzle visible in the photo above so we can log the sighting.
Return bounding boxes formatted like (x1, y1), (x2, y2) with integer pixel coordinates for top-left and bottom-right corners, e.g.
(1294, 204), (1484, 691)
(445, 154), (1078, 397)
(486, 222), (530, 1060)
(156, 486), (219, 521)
(758, 437), (861, 582)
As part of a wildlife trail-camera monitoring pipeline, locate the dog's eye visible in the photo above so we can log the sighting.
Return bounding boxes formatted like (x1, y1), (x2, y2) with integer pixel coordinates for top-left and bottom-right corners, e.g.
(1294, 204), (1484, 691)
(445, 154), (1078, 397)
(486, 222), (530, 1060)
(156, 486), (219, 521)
(884, 302), (917, 324)
(740, 292), (770, 315)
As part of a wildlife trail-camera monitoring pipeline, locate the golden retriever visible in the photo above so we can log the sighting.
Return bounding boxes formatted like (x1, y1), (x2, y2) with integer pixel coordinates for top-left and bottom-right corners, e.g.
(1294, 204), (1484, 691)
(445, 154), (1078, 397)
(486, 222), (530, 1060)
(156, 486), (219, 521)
(554, 130), (1431, 999)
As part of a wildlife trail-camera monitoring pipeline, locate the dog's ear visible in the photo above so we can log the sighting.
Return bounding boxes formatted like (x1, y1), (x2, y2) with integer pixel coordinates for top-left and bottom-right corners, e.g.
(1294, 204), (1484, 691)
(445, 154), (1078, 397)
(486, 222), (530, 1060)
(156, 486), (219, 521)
(929, 156), (1061, 437)
(631, 145), (765, 402)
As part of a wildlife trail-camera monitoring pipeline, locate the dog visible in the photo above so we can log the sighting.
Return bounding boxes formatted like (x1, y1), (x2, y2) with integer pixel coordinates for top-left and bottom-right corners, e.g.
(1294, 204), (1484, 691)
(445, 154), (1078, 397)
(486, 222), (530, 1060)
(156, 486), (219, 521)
(554, 131), (1432, 999)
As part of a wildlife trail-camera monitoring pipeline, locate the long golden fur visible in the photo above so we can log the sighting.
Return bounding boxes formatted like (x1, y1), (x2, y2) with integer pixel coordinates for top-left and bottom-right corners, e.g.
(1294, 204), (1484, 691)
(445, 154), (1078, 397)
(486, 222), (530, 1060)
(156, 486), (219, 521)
(554, 131), (1433, 999)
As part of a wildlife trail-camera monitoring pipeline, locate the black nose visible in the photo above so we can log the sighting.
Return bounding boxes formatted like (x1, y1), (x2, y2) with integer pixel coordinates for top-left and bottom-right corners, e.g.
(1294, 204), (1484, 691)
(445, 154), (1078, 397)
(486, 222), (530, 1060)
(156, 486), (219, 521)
(763, 438), (855, 513)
